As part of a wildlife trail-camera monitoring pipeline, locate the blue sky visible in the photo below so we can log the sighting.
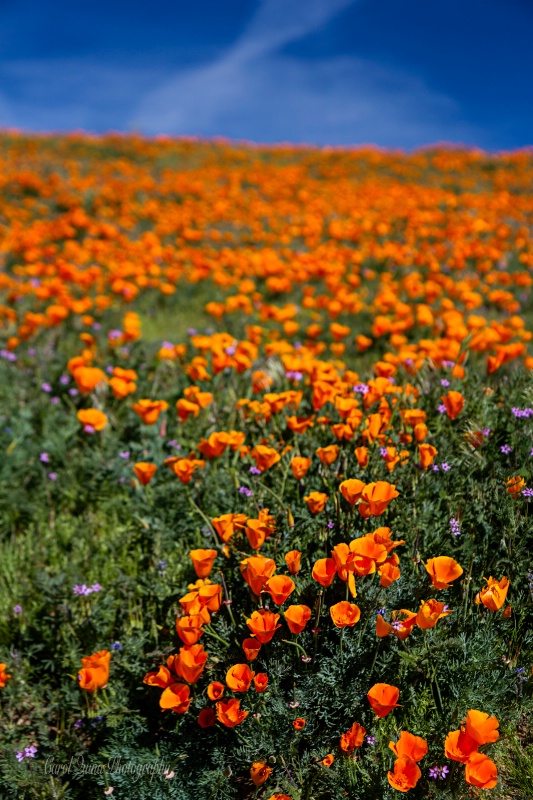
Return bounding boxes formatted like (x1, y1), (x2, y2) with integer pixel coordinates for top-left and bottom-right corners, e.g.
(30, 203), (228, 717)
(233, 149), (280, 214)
(0, 0), (531, 149)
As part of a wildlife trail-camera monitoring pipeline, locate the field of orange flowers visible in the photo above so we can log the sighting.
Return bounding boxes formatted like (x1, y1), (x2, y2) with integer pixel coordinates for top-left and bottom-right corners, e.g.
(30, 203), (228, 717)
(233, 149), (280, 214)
(0, 133), (532, 800)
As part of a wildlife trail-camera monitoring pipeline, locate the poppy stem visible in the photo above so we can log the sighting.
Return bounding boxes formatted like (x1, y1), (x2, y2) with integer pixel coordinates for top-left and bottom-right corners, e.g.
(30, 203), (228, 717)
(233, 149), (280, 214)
(203, 625), (230, 647)
(282, 639), (308, 660)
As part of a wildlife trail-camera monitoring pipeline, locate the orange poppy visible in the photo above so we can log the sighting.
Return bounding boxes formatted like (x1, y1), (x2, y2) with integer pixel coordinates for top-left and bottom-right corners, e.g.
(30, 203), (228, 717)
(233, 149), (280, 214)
(284, 605), (312, 635)
(304, 491), (328, 514)
(175, 644), (208, 684)
(216, 698), (249, 727)
(189, 549), (218, 578)
(389, 731), (428, 762)
(444, 729), (479, 763)
(465, 709), (499, 745)
(250, 445), (281, 472)
(284, 550), (302, 575)
(315, 445), (339, 465)
(292, 717), (306, 730)
(441, 390), (465, 420)
(387, 756), (421, 792)
(415, 599), (452, 629)
(312, 557), (337, 588)
(78, 650), (110, 692)
(133, 462), (157, 485)
(464, 752), (498, 789)
(250, 762), (272, 785)
(159, 683), (191, 714)
(418, 443), (438, 469)
(264, 575), (295, 605)
(340, 722), (366, 752)
(198, 708), (216, 728)
(320, 754), (334, 767)
(358, 481), (399, 517)
(176, 614), (204, 645)
(131, 398), (169, 425)
(290, 456), (312, 479)
(330, 601), (361, 628)
(77, 408), (108, 432)
(166, 457), (205, 484)
(240, 555), (276, 596)
(72, 366), (107, 394)
(0, 663), (11, 688)
(475, 576), (509, 611)
(425, 556), (463, 589)
(253, 673), (268, 693)
(226, 663), (255, 692)
(207, 681), (225, 701)
(246, 609), (281, 644)
(367, 683), (400, 717)
(506, 475), (525, 496)
(339, 479), (365, 505)
(242, 638), (262, 661)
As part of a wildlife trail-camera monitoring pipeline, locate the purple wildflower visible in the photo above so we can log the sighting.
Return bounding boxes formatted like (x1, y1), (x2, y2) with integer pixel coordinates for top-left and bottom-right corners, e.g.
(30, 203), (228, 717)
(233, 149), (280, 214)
(13, 604), (22, 614)
(47, 472), (58, 481)
(119, 451), (130, 459)
(437, 404), (447, 414)
(501, 444), (512, 454)
(249, 466), (262, 475)
(522, 488), (533, 498)
(441, 462), (451, 471)
(41, 382), (52, 393)
(40, 452), (50, 463)
(111, 642), (122, 651)
(450, 517), (461, 536)
(440, 379), (450, 387)
(365, 735), (377, 745)
(239, 486), (253, 498)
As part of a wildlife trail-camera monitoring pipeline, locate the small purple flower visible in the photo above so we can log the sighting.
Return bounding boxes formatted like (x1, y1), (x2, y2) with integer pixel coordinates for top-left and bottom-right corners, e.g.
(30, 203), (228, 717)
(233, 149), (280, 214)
(40, 452), (50, 463)
(440, 379), (450, 387)
(118, 477), (126, 484)
(90, 583), (102, 593)
(376, 607), (387, 616)
(28, 348), (36, 357)
(353, 383), (369, 395)
(327, 521), (335, 529)
(47, 472), (58, 481)
(24, 745), (37, 758)
(108, 329), (122, 340)
(158, 560), (167, 573)
(441, 462), (451, 471)
(405, 358), (414, 367)
(92, 322), (101, 331)
(450, 517), (461, 536)
(41, 382), (52, 393)
(391, 620), (403, 631)
(50, 397), (60, 405)
(83, 425), (95, 434)
(522, 488), (533, 498)
(119, 451), (130, 459)
(379, 447), (388, 458)
(225, 345), (237, 356)
(73, 719), (83, 728)
(15, 751), (25, 763)
(482, 428), (491, 436)
(105, 365), (114, 375)
(249, 466), (261, 476)
(187, 328), (197, 336)
(442, 360), (455, 368)
(59, 375), (70, 385)
(13, 604), (22, 614)
(501, 444), (512, 455)
(365, 735), (376, 746)
(437, 404), (447, 414)
(432, 464), (440, 471)
(286, 370), (303, 381)
(440, 765), (449, 778)
(387, 376), (395, 385)
(428, 766), (440, 780)
(68, 388), (79, 397)
(239, 486), (253, 498)
(530, 447), (533, 457)
(111, 642), (122, 651)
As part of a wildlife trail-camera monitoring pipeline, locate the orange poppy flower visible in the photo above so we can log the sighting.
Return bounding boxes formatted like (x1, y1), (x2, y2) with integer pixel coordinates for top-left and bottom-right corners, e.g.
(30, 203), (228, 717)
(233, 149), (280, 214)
(367, 683), (400, 717)
(354, 446), (369, 468)
(72, 366), (107, 394)
(475, 576), (509, 611)
(211, 512), (248, 542)
(415, 599), (452, 629)
(284, 604), (312, 635)
(245, 518), (269, 550)
(264, 575), (295, 605)
(389, 731), (428, 762)
(340, 722), (366, 752)
(465, 709), (499, 745)
(242, 637), (262, 661)
(207, 681), (225, 701)
(143, 665), (174, 689)
(250, 445), (281, 472)
(166, 457), (205, 484)
(292, 717), (306, 730)
(133, 462), (157, 485)
(339, 479), (366, 505)
(216, 698), (249, 728)
(253, 673), (268, 693)
(320, 754), (334, 767)
(250, 762), (272, 785)
(159, 683), (191, 714)
(176, 614), (204, 645)
(131, 399), (169, 425)
(425, 556), (463, 589)
(175, 644), (208, 684)
(284, 550), (302, 575)
(198, 708), (216, 728)
(464, 752), (498, 788)
(312, 557), (337, 588)
(378, 561), (401, 587)
(418, 443), (438, 469)
(330, 601), (361, 628)
(315, 445), (339, 465)
(189, 549), (218, 578)
(358, 481), (399, 517)
(444, 729), (479, 763)
(506, 475), (525, 496)
(441, 390), (465, 420)
(240, 555), (276, 596)
(226, 663), (255, 692)
(77, 408), (108, 432)
(78, 650), (111, 692)
(290, 456), (312, 479)
(0, 663), (11, 688)
(387, 756), (421, 792)
(304, 491), (328, 514)
(246, 609), (281, 644)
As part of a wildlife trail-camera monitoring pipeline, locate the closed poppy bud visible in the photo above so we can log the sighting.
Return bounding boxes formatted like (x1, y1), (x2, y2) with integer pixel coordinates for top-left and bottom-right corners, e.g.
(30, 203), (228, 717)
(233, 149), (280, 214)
(250, 761), (271, 785)
(425, 556), (463, 590)
(316, 445), (339, 465)
(159, 683), (191, 714)
(413, 423), (428, 443)
(245, 519), (268, 550)
(242, 638), (261, 661)
(253, 673), (268, 693)
(226, 663), (255, 692)
(340, 722), (366, 752)
(367, 683), (400, 718)
(465, 752), (498, 789)
(502, 604), (512, 618)
(198, 707), (216, 728)
(475, 576), (509, 611)
(284, 604), (312, 635)
(246, 609), (281, 644)
(176, 614), (204, 645)
(240, 556), (277, 596)
(359, 481), (399, 517)
(444, 729), (479, 763)
(418, 443), (438, 469)
(304, 491), (328, 514)
(330, 601), (361, 628)
(291, 457), (312, 479)
(284, 550), (302, 575)
(354, 446), (368, 468)
(189, 549), (218, 578)
(389, 731), (428, 762)
(134, 462), (157, 485)
(416, 599), (452, 629)
(292, 717), (306, 730)
(207, 681), (225, 701)
(387, 756), (421, 792)
(264, 575), (295, 605)
(339, 478), (366, 505)
(465, 709), (499, 745)
(312, 557), (337, 588)
(441, 390), (464, 420)
(216, 698), (249, 727)
(378, 562), (401, 587)
(321, 754), (334, 767)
